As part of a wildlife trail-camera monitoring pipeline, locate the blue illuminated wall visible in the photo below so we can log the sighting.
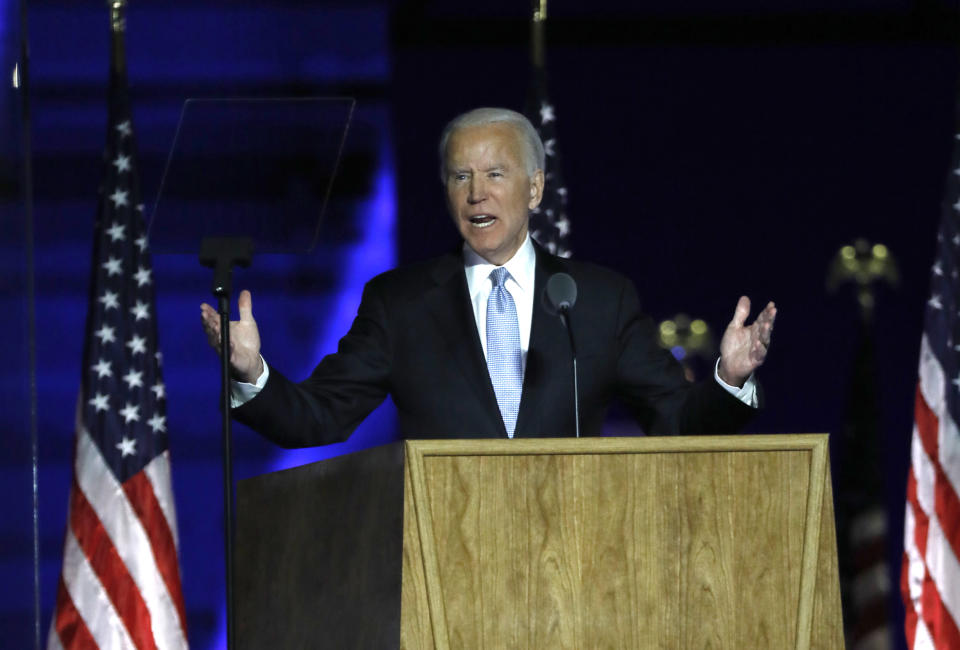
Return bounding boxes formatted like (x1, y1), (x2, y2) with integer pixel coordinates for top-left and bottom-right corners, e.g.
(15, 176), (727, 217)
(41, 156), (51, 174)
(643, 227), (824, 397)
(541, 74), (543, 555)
(22, 2), (397, 647)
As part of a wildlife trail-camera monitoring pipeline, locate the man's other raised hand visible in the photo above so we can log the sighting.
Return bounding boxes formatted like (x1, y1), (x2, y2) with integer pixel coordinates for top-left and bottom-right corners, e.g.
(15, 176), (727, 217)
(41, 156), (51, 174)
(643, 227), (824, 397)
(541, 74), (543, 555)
(200, 289), (263, 384)
(717, 296), (776, 388)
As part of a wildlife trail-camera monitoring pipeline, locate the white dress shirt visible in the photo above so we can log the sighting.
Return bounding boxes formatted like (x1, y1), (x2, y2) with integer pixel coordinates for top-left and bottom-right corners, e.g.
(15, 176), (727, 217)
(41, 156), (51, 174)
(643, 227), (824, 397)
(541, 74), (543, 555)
(463, 234), (537, 374)
(232, 233), (758, 409)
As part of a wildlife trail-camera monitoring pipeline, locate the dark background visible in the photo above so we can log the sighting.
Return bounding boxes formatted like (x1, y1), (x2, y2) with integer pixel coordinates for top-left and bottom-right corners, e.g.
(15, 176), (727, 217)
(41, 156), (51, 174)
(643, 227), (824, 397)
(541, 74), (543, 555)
(4, 0), (958, 647)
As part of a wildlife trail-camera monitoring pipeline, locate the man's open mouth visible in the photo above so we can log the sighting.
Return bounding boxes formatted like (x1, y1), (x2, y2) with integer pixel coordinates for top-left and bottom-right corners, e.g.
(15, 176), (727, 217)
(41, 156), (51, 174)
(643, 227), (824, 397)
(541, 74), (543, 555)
(469, 215), (497, 228)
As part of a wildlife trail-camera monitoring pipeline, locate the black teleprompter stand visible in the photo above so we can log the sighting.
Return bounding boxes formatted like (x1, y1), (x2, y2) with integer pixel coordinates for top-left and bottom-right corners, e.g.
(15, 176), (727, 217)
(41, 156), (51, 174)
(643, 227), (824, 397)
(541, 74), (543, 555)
(199, 236), (253, 650)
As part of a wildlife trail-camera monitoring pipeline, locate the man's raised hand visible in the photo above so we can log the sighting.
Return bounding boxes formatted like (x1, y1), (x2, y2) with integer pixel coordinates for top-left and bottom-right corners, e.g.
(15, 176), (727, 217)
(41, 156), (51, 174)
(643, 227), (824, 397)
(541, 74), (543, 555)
(200, 289), (264, 384)
(717, 296), (776, 388)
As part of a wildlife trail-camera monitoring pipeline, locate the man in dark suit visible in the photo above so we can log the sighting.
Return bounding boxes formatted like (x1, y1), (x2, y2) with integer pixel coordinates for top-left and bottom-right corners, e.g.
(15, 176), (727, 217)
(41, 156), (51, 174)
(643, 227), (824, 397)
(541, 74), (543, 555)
(200, 108), (776, 445)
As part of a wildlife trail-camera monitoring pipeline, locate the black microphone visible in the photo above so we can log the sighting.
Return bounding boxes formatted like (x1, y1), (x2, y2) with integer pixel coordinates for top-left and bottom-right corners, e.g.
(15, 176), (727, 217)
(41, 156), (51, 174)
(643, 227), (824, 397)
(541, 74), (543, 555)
(543, 273), (581, 438)
(544, 272), (578, 315)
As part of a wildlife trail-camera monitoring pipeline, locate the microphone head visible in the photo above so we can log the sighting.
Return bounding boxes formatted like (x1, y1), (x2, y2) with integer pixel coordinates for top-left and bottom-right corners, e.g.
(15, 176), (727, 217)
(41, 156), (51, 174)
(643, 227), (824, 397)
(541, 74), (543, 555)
(544, 272), (578, 315)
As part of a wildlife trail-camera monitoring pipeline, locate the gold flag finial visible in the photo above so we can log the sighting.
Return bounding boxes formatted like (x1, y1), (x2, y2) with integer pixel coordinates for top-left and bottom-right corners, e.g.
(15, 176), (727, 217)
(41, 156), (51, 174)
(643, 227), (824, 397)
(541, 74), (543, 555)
(534, 0), (547, 22)
(826, 238), (899, 321)
(109, 0), (127, 34)
(108, 0), (128, 74)
(531, 0), (547, 68)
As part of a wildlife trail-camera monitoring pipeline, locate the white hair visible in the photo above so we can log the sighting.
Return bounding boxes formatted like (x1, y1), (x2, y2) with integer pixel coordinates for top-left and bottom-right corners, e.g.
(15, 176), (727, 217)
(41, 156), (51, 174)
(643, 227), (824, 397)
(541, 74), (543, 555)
(438, 107), (545, 181)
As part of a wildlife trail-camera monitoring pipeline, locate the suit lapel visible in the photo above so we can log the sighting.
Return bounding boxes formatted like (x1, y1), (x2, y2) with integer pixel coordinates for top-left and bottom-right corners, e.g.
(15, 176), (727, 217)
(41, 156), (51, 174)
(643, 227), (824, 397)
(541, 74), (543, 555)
(514, 247), (571, 437)
(424, 252), (507, 437)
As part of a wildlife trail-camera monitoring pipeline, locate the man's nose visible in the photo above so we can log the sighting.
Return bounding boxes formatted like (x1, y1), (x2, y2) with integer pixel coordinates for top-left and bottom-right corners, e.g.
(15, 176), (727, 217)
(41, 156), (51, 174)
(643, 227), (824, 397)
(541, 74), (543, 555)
(468, 177), (486, 204)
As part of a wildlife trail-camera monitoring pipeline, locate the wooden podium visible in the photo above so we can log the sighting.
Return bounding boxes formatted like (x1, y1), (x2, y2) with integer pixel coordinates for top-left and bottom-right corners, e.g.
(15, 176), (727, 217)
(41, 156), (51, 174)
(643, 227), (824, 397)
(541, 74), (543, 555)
(236, 435), (844, 649)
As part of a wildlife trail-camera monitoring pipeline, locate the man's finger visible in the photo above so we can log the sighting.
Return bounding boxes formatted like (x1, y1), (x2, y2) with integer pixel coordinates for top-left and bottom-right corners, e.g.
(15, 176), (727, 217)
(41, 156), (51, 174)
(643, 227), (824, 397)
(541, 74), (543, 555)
(760, 321), (772, 346)
(200, 309), (217, 333)
(761, 303), (777, 324)
(730, 295), (751, 328)
(761, 303), (777, 338)
(205, 324), (221, 350)
(238, 290), (254, 322)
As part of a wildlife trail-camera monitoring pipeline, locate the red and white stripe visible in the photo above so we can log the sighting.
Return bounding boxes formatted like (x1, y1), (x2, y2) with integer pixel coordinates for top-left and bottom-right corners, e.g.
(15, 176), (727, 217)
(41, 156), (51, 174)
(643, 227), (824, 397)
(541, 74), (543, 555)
(902, 334), (960, 649)
(49, 422), (188, 649)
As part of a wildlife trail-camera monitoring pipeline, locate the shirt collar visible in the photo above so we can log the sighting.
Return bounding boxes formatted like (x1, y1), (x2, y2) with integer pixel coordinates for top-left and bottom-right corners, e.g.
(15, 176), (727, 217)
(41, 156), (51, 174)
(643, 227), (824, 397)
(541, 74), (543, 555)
(463, 233), (536, 297)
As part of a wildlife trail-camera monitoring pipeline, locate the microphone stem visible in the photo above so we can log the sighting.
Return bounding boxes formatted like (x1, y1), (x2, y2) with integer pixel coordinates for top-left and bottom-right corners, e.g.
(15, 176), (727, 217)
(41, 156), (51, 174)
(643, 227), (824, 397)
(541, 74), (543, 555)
(572, 357), (580, 438)
(560, 307), (580, 438)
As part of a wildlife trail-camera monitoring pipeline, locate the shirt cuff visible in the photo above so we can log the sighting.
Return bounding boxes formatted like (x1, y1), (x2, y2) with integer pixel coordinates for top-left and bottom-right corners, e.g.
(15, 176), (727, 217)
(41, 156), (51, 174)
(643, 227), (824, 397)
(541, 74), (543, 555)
(230, 357), (269, 409)
(713, 358), (758, 408)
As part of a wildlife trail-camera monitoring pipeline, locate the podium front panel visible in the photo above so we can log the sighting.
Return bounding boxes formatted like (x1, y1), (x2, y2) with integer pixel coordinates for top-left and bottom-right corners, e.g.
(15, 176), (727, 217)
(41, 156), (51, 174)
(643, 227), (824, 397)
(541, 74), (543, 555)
(400, 435), (842, 650)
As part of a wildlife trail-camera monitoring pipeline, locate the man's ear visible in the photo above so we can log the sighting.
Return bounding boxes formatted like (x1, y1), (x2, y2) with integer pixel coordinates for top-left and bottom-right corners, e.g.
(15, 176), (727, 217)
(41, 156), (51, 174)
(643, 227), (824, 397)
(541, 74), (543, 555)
(528, 169), (545, 209)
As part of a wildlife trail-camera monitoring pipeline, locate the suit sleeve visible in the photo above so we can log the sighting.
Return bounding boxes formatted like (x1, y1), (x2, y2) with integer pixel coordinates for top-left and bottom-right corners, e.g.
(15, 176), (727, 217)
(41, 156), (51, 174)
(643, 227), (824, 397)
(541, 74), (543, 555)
(231, 279), (393, 448)
(612, 278), (755, 435)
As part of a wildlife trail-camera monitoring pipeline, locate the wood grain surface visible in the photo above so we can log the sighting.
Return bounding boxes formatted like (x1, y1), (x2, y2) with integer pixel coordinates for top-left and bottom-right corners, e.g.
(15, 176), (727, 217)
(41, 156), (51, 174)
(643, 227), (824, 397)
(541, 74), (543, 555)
(400, 435), (843, 650)
(401, 458), (436, 650)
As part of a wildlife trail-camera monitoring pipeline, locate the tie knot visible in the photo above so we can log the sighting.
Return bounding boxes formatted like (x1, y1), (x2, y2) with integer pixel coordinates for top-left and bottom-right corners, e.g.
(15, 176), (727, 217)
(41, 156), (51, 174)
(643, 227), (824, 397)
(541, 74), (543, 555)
(490, 266), (510, 288)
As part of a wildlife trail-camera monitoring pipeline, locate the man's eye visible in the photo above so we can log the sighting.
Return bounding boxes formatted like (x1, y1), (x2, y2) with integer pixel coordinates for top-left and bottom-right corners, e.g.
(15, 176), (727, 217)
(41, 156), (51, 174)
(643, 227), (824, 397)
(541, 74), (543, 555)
(488, 171), (503, 178)
(454, 174), (468, 181)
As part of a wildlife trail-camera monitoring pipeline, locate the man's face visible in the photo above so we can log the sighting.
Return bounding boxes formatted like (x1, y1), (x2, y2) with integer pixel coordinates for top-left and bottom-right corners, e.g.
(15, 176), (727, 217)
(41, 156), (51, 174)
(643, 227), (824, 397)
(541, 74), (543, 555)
(444, 122), (544, 265)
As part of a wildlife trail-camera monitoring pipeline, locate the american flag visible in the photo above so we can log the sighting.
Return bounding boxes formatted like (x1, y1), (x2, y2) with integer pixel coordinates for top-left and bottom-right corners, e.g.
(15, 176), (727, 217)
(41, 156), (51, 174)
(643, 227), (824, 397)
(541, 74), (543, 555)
(526, 70), (571, 258)
(901, 134), (960, 648)
(47, 54), (189, 649)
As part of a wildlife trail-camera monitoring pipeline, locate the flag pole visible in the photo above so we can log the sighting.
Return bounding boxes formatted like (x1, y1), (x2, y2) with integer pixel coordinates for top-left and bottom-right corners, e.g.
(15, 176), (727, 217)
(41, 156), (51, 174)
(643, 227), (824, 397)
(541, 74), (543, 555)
(826, 239), (897, 644)
(525, 0), (571, 258)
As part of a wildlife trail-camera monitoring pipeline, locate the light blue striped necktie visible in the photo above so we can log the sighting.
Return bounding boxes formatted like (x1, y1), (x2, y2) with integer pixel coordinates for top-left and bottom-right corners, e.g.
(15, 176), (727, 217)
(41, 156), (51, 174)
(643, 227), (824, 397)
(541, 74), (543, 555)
(486, 267), (522, 438)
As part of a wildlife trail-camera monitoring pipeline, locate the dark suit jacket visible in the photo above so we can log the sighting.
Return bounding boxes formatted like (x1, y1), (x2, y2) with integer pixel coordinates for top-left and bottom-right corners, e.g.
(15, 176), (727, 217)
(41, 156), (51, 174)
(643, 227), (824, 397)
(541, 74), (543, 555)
(233, 245), (755, 446)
